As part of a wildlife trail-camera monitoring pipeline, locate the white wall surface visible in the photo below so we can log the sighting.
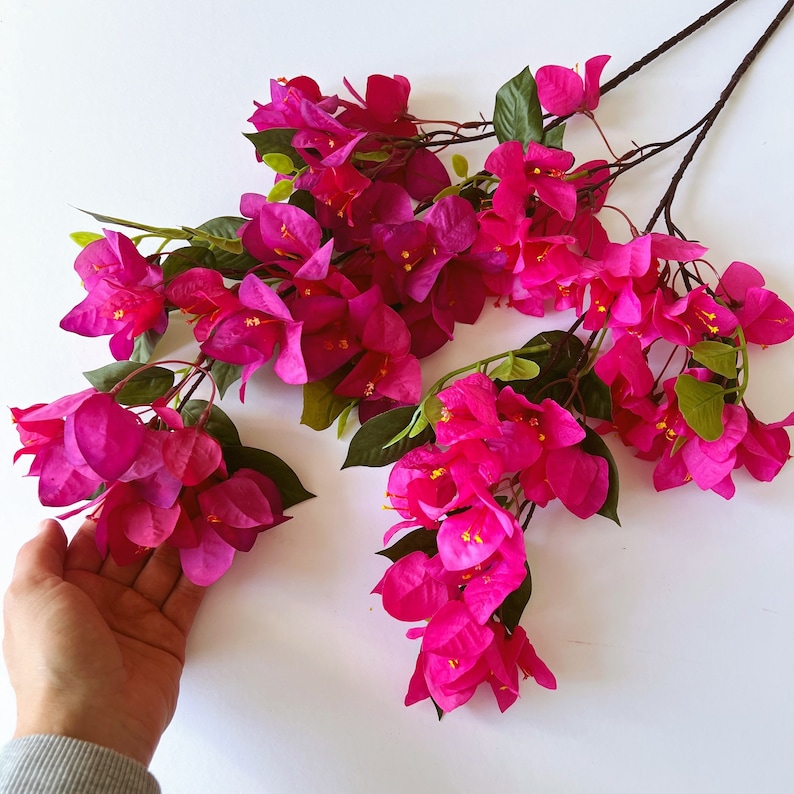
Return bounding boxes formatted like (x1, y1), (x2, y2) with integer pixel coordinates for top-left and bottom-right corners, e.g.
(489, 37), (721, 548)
(1, 0), (793, 791)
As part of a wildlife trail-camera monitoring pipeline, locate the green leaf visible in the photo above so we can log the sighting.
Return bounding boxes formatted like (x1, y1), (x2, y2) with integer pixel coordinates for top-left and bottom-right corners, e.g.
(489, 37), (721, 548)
(267, 179), (294, 203)
(499, 563), (532, 633)
(433, 185), (461, 201)
(222, 445), (315, 508)
(288, 189), (316, 218)
(674, 374), (725, 441)
(336, 402), (355, 439)
(451, 154), (469, 179)
(188, 216), (259, 275)
(130, 328), (164, 363)
(691, 340), (738, 379)
(352, 149), (391, 163)
(581, 426), (621, 525)
(263, 152), (295, 175)
(493, 67), (544, 147)
(243, 129), (307, 169)
(423, 395), (446, 429)
(209, 360), (243, 399)
(162, 245), (217, 281)
(489, 353), (541, 383)
(408, 413), (430, 438)
(542, 122), (566, 150)
(377, 528), (439, 563)
(508, 330), (584, 402)
(70, 231), (104, 248)
(74, 208), (190, 240)
(83, 361), (174, 405)
(180, 399), (242, 447)
(301, 372), (353, 432)
(182, 224), (243, 254)
(578, 370), (613, 421)
(343, 406), (434, 468)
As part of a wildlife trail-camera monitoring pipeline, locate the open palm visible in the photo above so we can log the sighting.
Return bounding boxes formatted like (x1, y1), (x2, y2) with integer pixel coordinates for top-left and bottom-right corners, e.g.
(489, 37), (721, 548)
(3, 519), (205, 766)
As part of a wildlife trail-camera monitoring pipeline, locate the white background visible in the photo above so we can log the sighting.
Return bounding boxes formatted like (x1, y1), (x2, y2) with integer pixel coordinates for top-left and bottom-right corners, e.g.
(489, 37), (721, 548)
(2, 0), (794, 791)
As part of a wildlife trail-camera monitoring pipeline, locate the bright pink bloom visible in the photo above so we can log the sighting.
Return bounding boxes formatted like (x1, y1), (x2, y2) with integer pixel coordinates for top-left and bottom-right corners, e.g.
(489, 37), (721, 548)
(165, 268), (241, 342)
(485, 140), (577, 223)
(434, 373), (501, 445)
(653, 286), (738, 346)
(338, 74), (417, 137)
(200, 273), (307, 394)
(736, 411), (794, 481)
(249, 76), (338, 132)
(536, 55), (611, 116)
(716, 261), (794, 345)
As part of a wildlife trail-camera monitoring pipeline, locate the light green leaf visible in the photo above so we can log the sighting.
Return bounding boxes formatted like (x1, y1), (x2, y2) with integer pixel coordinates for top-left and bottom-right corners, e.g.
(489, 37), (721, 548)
(493, 67), (544, 147)
(451, 154), (469, 179)
(674, 374), (725, 441)
(433, 185), (461, 201)
(182, 224), (243, 254)
(691, 340), (738, 380)
(70, 231), (104, 248)
(352, 149), (391, 163)
(408, 413), (430, 438)
(267, 179), (294, 203)
(336, 402), (355, 439)
(263, 153), (295, 175)
(490, 353), (541, 382)
(423, 395), (446, 429)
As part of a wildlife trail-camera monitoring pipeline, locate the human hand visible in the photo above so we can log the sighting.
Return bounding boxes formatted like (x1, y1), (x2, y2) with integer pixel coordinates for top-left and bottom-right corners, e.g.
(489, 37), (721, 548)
(2, 519), (206, 766)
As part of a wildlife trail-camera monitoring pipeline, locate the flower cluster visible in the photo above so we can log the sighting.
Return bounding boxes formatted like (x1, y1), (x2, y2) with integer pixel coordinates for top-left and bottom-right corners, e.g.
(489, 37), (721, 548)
(11, 10), (794, 717)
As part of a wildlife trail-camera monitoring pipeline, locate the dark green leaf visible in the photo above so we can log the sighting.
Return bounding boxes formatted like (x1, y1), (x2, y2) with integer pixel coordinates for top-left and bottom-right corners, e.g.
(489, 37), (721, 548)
(181, 399), (241, 447)
(578, 370), (613, 421)
(162, 245), (217, 281)
(499, 563), (532, 633)
(674, 374), (725, 441)
(691, 340), (738, 379)
(130, 328), (164, 364)
(83, 361), (174, 406)
(210, 360), (243, 400)
(222, 445), (315, 508)
(493, 67), (544, 147)
(377, 528), (439, 563)
(508, 330), (584, 403)
(288, 189), (316, 218)
(189, 216), (260, 275)
(542, 122), (566, 150)
(342, 406), (434, 468)
(301, 372), (353, 432)
(432, 699), (444, 721)
(581, 426), (620, 525)
(243, 129), (307, 169)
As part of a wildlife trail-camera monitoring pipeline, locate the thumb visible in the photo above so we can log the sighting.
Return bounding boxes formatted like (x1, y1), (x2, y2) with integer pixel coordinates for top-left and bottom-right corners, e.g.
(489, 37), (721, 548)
(11, 520), (68, 588)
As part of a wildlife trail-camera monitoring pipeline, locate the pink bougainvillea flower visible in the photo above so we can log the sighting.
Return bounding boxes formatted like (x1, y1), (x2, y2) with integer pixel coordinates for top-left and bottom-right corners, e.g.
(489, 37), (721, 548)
(485, 140), (577, 223)
(165, 267), (241, 342)
(338, 73), (417, 137)
(405, 601), (555, 713)
(292, 100), (368, 168)
(373, 551), (457, 623)
(200, 273), (307, 394)
(434, 372), (501, 445)
(653, 285), (738, 346)
(716, 261), (794, 345)
(73, 230), (158, 291)
(536, 55), (611, 116)
(736, 411), (794, 481)
(239, 195), (334, 280)
(162, 426), (223, 486)
(335, 294), (421, 403)
(72, 392), (145, 481)
(177, 468), (289, 585)
(249, 76), (338, 133)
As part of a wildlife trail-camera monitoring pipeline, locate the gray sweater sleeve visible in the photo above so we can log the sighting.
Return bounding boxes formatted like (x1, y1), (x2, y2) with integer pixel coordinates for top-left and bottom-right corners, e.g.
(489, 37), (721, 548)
(0, 735), (160, 793)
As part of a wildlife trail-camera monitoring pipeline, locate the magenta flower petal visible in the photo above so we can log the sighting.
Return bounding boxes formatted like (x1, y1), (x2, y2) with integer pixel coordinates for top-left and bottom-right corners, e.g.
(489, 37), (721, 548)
(37, 443), (102, 507)
(198, 476), (275, 529)
(546, 446), (609, 518)
(179, 520), (237, 586)
(421, 600), (494, 658)
(536, 64), (584, 116)
(162, 427), (223, 486)
(379, 551), (455, 622)
(73, 393), (144, 481)
(583, 55), (611, 110)
(120, 500), (181, 547)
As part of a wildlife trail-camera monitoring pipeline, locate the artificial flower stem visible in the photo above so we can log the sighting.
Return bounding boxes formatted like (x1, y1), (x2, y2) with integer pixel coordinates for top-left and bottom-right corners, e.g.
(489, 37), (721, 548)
(644, 0), (794, 233)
